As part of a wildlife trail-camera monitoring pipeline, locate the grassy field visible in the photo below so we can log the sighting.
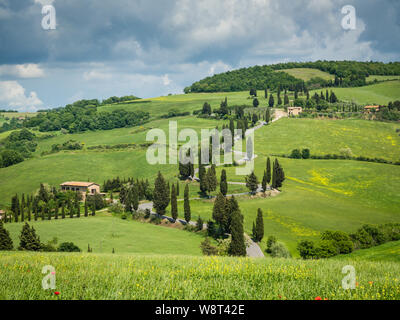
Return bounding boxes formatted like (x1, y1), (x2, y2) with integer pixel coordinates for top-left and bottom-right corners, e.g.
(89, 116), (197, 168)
(334, 241), (400, 263)
(311, 80), (400, 105)
(4, 212), (205, 256)
(367, 75), (400, 83)
(1, 251), (400, 300)
(279, 68), (334, 81)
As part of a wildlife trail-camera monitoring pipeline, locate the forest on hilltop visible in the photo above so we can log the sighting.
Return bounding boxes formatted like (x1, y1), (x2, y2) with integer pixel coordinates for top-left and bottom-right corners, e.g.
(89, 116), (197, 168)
(185, 61), (400, 93)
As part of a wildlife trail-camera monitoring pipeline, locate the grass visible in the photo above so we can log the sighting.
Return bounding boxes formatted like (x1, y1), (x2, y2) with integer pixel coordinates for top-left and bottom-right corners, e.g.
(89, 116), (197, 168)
(279, 68), (334, 81)
(254, 117), (400, 162)
(334, 241), (400, 263)
(310, 80), (400, 105)
(4, 213), (205, 256)
(1, 251), (400, 300)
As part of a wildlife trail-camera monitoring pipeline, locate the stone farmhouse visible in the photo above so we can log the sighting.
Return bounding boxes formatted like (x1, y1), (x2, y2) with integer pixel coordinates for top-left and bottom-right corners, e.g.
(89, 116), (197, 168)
(288, 107), (303, 116)
(60, 181), (101, 200)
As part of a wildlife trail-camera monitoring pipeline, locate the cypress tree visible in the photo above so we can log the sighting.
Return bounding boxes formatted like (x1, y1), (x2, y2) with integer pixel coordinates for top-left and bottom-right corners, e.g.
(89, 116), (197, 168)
(184, 184), (191, 223)
(264, 88), (268, 99)
(153, 171), (170, 215)
(171, 184), (178, 221)
(176, 182), (180, 196)
(61, 204), (65, 219)
(220, 169), (228, 196)
(0, 221), (13, 250)
(41, 206), (45, 221)
(54, 202), (58, 220)
(132, 185), (139, 212)
(229, 209), (246, 256)
(20, 202), (24, 222)
(212, 192), (226, 226)
(199, 164), (208, 195)
(245, 171), (259, 194)
(91, 203), (96, 216)
(255, 208), (264, 242)
(266, 157), (271, 185)
(34, 208), (38, 221)
(262, 170), (268, 192)
(268, 94), (274, 108)
(284, 94), (289, 105)
(84, 200), (88, 217)
(18, 223), (42, 251)
(27, 205), (31, 221)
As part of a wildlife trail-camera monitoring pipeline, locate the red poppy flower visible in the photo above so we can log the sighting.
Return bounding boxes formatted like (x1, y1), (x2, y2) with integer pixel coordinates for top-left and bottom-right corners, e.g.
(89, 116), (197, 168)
(315, 296), (322, 300)
(54, 292), (60, 296)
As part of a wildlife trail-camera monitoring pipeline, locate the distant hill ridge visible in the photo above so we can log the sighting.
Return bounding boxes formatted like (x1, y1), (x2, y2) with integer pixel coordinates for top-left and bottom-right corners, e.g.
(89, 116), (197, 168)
(185, 60), (400, 93)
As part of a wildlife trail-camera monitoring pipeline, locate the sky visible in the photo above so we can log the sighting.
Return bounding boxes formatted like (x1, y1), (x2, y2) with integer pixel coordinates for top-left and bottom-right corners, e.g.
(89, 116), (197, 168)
(0, 0), (399, 112)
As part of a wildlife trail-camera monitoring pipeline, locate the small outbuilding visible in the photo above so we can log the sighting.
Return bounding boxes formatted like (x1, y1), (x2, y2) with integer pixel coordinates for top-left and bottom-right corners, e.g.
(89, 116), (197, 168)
(288, 107), (303, 116)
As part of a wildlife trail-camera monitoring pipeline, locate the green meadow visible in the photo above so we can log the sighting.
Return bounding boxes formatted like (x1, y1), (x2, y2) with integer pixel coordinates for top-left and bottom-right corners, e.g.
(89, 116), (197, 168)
(3, 212), (205, 256)
(1, 251), (400, 300)
(310, 80), (400, 105)
(279, 68), (334, 81)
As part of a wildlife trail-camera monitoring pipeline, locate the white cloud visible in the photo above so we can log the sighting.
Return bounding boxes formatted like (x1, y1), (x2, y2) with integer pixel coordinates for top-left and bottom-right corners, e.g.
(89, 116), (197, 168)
(83, 70), (112, 81)
(0, 64), (45, 78)
(0, 81), (43, 111)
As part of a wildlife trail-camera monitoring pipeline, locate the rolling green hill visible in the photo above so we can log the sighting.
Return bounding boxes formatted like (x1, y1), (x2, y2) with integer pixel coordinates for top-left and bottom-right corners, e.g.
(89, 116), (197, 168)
(1, 88), (400, 259)
(310, 80), (400, 105)
(4, 212), (205, 256)
(334, 241), (400, 262)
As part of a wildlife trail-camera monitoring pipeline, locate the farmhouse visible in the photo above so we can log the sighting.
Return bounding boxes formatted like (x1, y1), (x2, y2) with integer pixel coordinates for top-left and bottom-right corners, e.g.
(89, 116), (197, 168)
(288, 107), (302, 116)
(364, 105), (381, 113)
(60, 181), (101, 200)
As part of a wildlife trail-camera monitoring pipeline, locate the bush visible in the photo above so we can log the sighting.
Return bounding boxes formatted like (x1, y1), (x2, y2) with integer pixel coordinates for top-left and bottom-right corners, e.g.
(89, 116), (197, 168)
(301, 149), (310, 159)
(290, 149), (302, 159)
(297, 240), (315, 259)
(121, 213), (128, 220)
(200, 238), (218, 256)
(266, 236), (277, 253)
(269, 242), (291, 258)
(58, 242), (81, 252)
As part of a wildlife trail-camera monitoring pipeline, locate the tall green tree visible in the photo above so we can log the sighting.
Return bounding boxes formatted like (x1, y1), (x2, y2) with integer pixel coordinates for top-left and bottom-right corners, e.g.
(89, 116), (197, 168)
(153, 171), (170, 215)
(268, 94), (274, 108)
(229, 209), (246, 256)
(18, 223), (42, 251)
(199, 164), (208, 195)
(184, 184), (191, 223)
(171, 184), (178, 221)
(212, 193), (226, 226)
(0, 221), (13, 250)
(266, 157), (271, 185)
(245, 171), (259, 194)
(220, 169), (228, 196)
(255, 208), (264, 242)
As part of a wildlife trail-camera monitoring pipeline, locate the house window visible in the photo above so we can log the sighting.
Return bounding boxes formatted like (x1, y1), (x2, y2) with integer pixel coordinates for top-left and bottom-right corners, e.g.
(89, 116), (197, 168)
(91, 189), (95, 194)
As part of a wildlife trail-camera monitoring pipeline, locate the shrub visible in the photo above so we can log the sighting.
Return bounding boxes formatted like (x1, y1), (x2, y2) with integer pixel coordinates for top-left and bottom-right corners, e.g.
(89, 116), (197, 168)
(200, 238), (218, 256)
(266, 236), (277, 253)
(290, 149), (302, 159)
(301, 149), (310, 159)
(121, 213), (127, 220)
(196, 216), (204, 231)
(297, 240), (315, 259)
(216, 237), (231, 256)
(58, 242), (81, 252)
(270, 242), (291, 258)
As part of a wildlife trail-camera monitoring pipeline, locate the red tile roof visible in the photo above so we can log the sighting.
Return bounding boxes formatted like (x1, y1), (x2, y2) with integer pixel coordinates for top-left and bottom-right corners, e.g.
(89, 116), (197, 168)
(60, 181), (99, 187)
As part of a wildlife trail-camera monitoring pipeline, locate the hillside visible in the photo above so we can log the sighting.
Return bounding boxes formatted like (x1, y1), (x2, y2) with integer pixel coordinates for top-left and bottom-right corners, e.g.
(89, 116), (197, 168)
(334, 241), (400, 263)
(185, 61), (400, 93)
(1, 86), (400, 259)
(1, 251), (400, 300)
(4, 212), (206, 256)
